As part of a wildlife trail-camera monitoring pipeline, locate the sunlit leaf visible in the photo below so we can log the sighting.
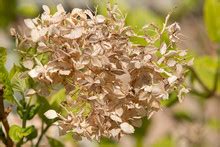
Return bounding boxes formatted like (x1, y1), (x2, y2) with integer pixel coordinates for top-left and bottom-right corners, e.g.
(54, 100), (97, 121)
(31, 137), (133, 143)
(9, 125), (23, 143)
(204, 0), (220, 42)
(47, 136), (64, 147)
(49, 88), (66, 108)
(193, 56), (220, 93)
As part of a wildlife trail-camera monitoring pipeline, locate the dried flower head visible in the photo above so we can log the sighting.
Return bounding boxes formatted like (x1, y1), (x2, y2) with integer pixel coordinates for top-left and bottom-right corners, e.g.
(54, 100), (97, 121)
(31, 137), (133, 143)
(11, 4), (192, 141)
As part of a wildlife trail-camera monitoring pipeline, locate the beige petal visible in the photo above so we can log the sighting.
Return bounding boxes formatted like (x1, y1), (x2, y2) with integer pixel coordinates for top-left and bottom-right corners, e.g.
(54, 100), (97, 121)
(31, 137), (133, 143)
(120, 122), (134, 134)
(110, 115), (122, 122)
(91, 58), (102, 67)
(167, 59), (176, 67)
(96, 15), (105, 23)
(42, 5), (50, 14)
(23, 59), (34, 69)
(168, 75), (177, 84)
(110, 128), (121, 137)
(24, 19), (35, 29)
(44, 109), (58, 119)
(26, 89), (36, 96)
(115, 108), (123, 117)
(59, 70), (71, 75)
(87, 96), (98, 100)
(63, 27), (83, 39)
(31, 29), (40, 42)
(160, 42), (167, 55)
(57, 4), (65, 13)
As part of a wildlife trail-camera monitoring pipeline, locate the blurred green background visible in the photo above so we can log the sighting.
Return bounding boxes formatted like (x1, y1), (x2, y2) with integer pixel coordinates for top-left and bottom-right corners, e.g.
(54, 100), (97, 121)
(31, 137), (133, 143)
(0, 0), (220, 147)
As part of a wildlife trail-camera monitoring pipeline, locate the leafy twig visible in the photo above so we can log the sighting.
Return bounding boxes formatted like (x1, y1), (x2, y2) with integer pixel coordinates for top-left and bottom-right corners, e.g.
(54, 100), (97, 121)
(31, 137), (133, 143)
(0, 85), (13, 147)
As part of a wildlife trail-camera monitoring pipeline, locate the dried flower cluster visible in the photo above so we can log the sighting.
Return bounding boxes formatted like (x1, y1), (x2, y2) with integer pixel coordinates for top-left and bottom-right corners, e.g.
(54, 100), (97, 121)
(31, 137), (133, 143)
(11, 4), (192, 141)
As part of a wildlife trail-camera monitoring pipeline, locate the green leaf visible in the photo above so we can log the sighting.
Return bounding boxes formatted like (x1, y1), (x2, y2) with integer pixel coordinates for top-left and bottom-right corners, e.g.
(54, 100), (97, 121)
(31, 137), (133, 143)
(82, 103), (92, 117)
(99, 137), (118, 147)
(24, 126), (38, 141)
(10, 72), (27, 93)
(152, 136), (175, 147)
(193, 56), (220, 93)
(0, 47), (14, 102)
(37, 95), (55, 125)
(93, 0), (129, 16)
(126, 8), (161, 31)
(9, 125), (23, 143)
(161, 92), (178, 107)
(0, 47), (7, 64)
(204, 0), (220, 42)
(49, 88), (66, 108)
(9, 64), (22, 80)
(173, 111), (194, 122)
(27, 104), (40, 120)
(47, 136), (64, 147)
(9, 125), (38, 143)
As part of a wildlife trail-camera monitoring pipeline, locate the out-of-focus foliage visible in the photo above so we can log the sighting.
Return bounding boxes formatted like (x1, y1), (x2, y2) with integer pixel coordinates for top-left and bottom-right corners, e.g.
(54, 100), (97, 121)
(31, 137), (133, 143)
(194, 56), (220, 92)
(17, 3), (39, 17)
(152, 136), (175, 147)
(0, 0), (16, 28)
(47, 136), (64, 147)
(204, 0), (220, 42)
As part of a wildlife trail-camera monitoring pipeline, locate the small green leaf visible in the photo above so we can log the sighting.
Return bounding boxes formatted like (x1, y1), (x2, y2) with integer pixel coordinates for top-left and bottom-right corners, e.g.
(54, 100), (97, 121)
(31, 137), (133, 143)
(10, 72), (27, 93)
(0, 47), (7, 64)
(49, 88), (66, 108)
(83, 103), (92, 117)
(9, 125), (23, 143)
(17, 105), (24, 119)
(0, 47), (14, 102)
(47, 136), (64, 147)
(9, 64), (22, 80)
(161, 92), (178, 107)
(27, 104), (40, 120)
(204, 0), (220, 42)
(24, 126), (38, 141)
(9, 125), (38, 143)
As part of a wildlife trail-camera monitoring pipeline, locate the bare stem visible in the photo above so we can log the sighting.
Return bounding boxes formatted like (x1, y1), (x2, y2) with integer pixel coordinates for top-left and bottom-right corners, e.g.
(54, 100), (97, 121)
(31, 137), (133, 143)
(0, 85), (13, 147)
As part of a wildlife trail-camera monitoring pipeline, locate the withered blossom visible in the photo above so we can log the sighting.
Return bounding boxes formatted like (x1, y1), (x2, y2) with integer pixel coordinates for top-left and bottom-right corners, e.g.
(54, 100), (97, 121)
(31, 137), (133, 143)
(11, 4), (192, 141)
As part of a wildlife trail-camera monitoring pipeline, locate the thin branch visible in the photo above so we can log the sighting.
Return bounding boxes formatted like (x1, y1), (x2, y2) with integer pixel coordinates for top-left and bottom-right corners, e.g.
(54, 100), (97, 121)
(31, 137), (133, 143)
(209, 52), (220, 97)
(0, 85), (13, 147)
(188, 66), (212, 93)
(35, 122), (51, 147)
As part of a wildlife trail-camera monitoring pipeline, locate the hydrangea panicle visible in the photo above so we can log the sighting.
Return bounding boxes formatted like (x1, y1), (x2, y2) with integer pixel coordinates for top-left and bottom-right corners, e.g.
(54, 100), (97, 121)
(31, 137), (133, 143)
(11, 4), (192, 141)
